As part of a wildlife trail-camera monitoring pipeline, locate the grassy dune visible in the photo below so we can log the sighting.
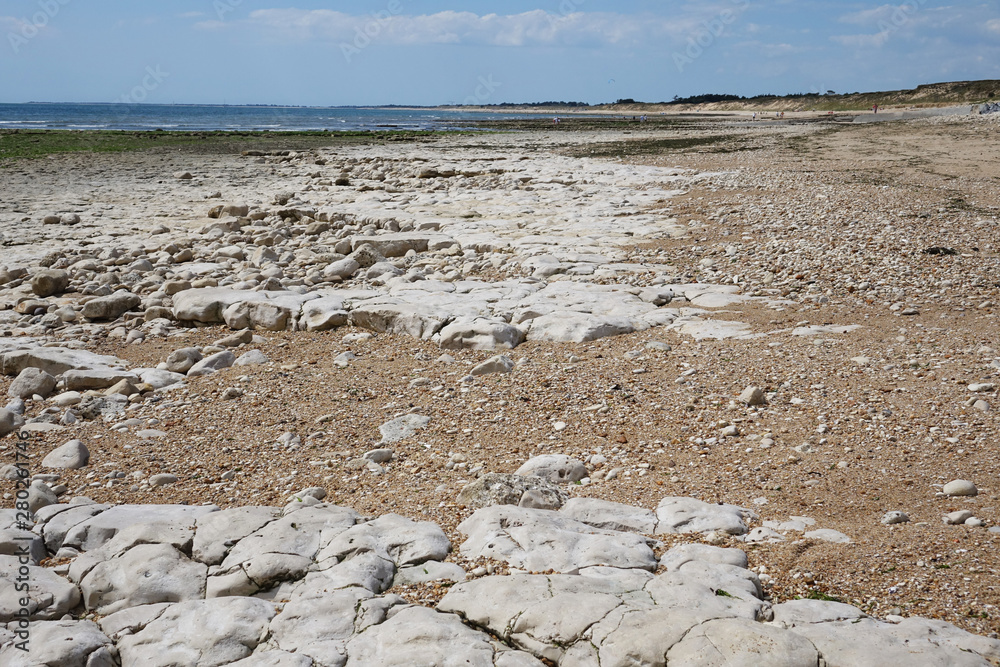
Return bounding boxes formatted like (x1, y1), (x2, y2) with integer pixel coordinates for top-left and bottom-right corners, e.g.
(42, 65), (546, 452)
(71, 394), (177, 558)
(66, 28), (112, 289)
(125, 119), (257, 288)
(603, 79), (1000, 113)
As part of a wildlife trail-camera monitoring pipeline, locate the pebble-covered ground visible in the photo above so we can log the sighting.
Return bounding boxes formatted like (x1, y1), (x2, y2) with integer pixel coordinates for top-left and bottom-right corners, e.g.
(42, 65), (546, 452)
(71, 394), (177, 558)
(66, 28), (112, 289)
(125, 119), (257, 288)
(2, 112), (999, 640)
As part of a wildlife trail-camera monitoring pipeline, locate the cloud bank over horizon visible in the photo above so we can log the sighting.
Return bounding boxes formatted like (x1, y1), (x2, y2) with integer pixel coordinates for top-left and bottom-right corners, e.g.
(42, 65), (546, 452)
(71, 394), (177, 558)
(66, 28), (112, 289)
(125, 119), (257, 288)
(202, 8), (699, 48)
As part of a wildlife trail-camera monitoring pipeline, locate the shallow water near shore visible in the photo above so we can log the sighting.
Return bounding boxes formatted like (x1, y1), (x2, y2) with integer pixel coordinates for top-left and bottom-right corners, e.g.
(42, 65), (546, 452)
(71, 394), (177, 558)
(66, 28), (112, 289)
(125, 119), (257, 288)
(0, 102), (538, 132)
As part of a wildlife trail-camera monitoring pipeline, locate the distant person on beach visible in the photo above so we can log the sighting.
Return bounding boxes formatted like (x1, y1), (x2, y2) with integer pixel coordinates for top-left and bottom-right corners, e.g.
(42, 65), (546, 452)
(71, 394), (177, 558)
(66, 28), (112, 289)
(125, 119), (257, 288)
(873, 104), (879, 114)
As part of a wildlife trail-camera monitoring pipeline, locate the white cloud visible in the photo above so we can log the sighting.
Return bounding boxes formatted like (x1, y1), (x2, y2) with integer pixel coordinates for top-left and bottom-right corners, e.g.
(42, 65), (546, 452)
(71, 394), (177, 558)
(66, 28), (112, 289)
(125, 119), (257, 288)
(831, 4), (1000, 51)
(1, 14), (62, 41)
(178, 12), (205, 19)
(838, 4), (901, 26)
(0, 15), (23, 29)
(839, 3), (995, 35)
(1, 15), (37, 34)
(193, 20), (228, 31)
(830, 31), (891, 49)
(228, 9), (714, 48)
(735, 40), (803, 56)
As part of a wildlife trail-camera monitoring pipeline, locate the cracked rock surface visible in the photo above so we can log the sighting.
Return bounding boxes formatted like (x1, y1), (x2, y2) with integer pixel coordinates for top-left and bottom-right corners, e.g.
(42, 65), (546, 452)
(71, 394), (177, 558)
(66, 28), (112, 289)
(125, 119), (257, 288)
(2, 497), (998, 666)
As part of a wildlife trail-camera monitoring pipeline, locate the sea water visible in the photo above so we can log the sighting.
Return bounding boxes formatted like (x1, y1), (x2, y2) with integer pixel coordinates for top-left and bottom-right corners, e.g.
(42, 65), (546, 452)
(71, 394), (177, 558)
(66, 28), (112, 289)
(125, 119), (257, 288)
(0, 102), (522, 132)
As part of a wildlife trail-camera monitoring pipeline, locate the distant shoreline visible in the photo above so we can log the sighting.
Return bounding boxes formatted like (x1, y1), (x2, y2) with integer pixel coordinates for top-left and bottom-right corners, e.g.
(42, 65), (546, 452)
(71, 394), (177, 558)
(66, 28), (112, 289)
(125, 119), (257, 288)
(4, 102), (977, 115)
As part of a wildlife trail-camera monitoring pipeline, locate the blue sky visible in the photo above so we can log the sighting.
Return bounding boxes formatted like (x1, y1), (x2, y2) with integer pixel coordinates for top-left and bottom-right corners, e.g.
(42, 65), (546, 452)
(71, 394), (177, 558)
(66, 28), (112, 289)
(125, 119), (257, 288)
(1, 1), (998, 105)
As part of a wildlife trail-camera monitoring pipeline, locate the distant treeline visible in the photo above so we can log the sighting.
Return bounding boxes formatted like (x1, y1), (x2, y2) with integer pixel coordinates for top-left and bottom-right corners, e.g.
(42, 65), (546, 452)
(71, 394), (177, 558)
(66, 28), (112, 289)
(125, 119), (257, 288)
(613, 94), (788, 105)
(480, 101), (592, 108)
(663, 93), (836, 105)
(437, 80), (998, 109)
(624, 81), (998, 107)
(668, 94), (745, 105)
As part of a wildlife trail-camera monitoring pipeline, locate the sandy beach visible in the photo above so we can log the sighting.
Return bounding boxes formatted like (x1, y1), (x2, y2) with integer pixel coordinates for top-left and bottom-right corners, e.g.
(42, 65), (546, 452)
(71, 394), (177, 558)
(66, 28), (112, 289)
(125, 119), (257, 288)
(3, 111), (1000, 663)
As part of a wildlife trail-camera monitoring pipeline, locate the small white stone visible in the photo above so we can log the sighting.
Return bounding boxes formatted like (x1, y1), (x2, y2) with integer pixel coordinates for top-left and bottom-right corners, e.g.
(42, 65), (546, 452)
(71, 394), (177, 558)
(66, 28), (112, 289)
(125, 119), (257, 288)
(739, 386), (766, 406)
(942, 480), (978, 497)
(149, 473), (179, 487)
(944, 510), (973, 525)
(333, 351), (357, 368)
(881, 511), (910, 525)
(803, 528), (852, 544)
(51, 391), (83, 407)
(41, 440), (90, 470)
